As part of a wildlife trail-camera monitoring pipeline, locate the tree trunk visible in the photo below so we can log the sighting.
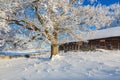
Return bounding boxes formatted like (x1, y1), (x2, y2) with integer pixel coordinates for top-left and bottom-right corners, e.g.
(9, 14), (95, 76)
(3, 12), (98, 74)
(50, 44), (58, 59)
(49, 30), (58, 59)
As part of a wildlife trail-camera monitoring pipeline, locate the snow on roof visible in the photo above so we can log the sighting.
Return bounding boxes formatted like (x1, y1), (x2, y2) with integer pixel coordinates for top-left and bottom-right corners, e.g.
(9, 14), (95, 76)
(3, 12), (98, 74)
(59, 27), (120, 43)
(86, 27), (120, 40)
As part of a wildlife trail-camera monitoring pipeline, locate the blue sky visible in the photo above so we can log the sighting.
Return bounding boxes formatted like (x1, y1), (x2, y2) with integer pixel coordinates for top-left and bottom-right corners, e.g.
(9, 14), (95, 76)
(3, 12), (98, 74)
(83, 0), (120, 6)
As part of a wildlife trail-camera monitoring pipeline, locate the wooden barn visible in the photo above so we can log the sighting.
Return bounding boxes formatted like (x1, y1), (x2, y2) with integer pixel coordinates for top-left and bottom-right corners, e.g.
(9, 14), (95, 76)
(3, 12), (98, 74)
(59, 27), (120, 51)
(88, 36), (120, 50)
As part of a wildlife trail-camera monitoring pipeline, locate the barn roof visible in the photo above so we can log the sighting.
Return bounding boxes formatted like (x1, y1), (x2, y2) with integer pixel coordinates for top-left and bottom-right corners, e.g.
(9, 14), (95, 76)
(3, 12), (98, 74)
(59, 27), (120, 43)
(85, 27), (120, 40)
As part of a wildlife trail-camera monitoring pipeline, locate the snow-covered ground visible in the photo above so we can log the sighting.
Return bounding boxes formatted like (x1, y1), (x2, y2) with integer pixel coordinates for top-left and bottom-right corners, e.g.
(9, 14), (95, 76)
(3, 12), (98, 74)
(0, 50), (120, 80)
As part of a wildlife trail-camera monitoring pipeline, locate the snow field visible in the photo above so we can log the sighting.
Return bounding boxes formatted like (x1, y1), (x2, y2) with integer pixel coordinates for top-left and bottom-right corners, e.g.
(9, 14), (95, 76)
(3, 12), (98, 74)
(0, 50), (120, 80)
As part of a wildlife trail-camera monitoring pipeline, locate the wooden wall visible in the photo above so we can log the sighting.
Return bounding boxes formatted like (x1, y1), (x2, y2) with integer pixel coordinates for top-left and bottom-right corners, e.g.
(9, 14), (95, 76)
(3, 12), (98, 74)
(59, 37), (120, 52)
(59, 42), (83, 52)
(89, 37), (120, 50)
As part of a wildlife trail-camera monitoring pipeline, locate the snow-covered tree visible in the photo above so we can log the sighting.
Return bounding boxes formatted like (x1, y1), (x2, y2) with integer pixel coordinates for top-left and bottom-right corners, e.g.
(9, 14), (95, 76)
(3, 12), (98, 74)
(0, 0), (115, 58)
(109, 4), (120, 27)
